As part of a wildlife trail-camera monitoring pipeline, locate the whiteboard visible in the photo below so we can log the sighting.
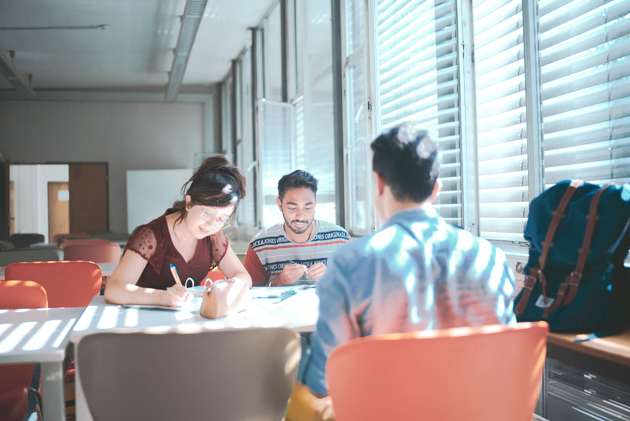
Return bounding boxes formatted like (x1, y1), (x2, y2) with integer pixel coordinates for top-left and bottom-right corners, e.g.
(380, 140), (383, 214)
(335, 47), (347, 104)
(126, 169), (192, 233)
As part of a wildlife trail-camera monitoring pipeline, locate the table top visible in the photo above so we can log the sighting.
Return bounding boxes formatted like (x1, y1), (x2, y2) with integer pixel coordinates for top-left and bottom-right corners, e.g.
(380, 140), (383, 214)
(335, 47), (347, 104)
(0, 261), (117, 280)
(547, 329), (630, 367)
(0, 307), (84, 364)
(71, 286), (319, 343)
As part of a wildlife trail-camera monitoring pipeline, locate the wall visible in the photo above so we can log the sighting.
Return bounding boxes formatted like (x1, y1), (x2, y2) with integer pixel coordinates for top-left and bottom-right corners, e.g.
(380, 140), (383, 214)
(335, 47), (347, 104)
(0, 100), (206, 234)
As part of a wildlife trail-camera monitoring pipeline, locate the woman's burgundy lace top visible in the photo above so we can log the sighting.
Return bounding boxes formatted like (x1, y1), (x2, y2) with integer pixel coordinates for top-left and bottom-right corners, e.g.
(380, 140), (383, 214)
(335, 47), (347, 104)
(125, 212), (229, 289)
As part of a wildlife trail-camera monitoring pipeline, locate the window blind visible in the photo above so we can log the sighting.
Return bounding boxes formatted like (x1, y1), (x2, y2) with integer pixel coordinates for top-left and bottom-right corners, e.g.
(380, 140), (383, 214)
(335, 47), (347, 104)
(473, 0), (529, 242)
(539, 0), (630, 188)
(376, 0), (462, 226)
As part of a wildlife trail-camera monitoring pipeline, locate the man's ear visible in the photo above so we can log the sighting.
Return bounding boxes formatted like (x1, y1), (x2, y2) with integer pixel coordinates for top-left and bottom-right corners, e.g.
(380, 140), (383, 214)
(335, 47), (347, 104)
(430, 179), (443, 203)
(276, 196), (282, 211)
(374, 172), (386, 197)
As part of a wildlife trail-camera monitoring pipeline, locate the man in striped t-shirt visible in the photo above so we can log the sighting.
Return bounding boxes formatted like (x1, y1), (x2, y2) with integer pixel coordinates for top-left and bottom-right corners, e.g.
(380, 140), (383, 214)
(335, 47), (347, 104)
(244, 170), (350, 287)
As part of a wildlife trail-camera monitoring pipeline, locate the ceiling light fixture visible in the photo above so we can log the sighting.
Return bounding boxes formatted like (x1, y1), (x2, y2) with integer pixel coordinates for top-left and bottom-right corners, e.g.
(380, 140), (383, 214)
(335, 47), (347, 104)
(0, 24), (110, 31)
(165, 0), (208, 101)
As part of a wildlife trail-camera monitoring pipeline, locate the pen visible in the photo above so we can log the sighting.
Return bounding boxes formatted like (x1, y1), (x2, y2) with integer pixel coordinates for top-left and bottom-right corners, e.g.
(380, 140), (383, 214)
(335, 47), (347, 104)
(169, 263), (182, 286)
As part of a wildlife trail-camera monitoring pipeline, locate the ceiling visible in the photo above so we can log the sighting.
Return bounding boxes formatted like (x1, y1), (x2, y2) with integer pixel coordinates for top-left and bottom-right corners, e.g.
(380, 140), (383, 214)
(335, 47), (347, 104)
(0, 0), (274, 96)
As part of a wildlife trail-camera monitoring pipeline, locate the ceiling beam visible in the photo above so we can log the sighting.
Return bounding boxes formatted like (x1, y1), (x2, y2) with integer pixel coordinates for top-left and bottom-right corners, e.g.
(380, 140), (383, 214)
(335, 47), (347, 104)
(165, 0), (208, 101)
(0, 51), (35, 99)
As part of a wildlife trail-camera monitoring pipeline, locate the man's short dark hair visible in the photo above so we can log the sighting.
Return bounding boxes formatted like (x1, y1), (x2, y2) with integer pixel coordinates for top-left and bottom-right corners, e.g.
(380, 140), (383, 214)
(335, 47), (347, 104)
(278, 170), (318, 200)
(371, 124), (440, 203)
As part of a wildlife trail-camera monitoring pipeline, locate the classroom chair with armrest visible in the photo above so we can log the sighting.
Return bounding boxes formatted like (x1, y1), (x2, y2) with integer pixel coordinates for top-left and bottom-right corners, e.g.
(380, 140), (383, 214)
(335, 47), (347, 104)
(327, 321), (549, 421)
(52, 232), (89, 244)
(0, 281), (48, 421)
(0, 241), (15, 252)
(77, 327), (300, 421)
(4, 261), (101, 308)
(0, 248), (64, 267)
(9, 234), (45, 249)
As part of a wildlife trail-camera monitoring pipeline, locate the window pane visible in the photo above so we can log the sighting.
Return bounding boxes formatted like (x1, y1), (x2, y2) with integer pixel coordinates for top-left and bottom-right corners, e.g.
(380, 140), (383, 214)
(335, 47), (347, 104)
(474, 0), (528, 241)
(539, 0), (630, 187)
(258, 101), (294, 227)
(377, 0), (462, 226)
(305, 0), (336, 224)
(347, 56), (370, 232)
(346, 0), (365, 56)
(265, 3), (283, 101)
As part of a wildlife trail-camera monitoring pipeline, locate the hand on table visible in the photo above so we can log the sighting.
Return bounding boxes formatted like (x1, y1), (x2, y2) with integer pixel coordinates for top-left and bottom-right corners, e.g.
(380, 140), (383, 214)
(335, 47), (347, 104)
(163, 283), (192, 307)
(306, 262), (326, 281)
(272, 264), (307, 286)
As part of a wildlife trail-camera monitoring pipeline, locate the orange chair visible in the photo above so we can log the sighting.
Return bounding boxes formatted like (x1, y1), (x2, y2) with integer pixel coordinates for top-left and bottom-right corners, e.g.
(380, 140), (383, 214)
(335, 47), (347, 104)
(63, 242), (121, 263)
(4, 261), (101, 308)
(52, 232), (89, 244)
(204, 268), (227, 283)
(58, 238), (109, 249)
(0, 281), (48, 421)
(327, 322), (549, 421)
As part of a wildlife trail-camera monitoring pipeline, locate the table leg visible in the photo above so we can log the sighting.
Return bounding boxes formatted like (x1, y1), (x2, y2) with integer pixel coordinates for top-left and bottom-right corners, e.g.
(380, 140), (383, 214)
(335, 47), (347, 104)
(40, 361), (65, 421)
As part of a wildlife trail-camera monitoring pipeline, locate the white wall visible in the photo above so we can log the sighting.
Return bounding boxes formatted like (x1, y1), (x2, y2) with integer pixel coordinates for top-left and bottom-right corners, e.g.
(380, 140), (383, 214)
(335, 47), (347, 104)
(0, 100), (206, 234)
(10, 164), (69, 242)
(127, 169), (193, 233)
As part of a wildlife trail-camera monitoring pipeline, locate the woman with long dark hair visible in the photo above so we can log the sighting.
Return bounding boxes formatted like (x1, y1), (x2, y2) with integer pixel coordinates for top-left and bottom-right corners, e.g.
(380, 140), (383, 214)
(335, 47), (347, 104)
(104, 156), (251, 307)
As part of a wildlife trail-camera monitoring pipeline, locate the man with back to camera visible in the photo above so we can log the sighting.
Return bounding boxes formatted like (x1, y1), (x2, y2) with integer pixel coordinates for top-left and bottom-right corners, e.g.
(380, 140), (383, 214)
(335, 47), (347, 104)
(243, 169), (351, 287)
(296, 123), (517, 401)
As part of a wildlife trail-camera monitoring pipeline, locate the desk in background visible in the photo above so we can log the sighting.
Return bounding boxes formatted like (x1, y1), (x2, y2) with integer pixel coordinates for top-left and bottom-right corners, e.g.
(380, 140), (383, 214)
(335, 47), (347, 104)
(0, 307), (84, 421)
(536, 329), (630, 421)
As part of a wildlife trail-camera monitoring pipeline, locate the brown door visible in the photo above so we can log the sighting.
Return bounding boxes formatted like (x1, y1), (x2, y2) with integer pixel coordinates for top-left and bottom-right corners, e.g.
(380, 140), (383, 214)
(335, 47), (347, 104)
(48, 182), (70, 241)
(69, 164), (108, 233)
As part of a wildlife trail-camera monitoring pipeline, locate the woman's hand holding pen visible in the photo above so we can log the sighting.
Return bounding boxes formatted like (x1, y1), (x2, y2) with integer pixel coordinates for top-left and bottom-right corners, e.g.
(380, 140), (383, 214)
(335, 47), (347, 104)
(162, 284), (192, 307)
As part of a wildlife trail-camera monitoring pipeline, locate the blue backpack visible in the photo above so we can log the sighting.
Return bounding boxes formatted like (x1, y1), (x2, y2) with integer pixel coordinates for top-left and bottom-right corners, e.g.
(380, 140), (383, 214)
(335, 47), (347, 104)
(514, 180), (630, 336)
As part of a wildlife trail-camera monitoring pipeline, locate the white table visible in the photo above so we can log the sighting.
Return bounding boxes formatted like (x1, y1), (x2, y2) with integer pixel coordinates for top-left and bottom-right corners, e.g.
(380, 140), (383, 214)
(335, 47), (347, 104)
(0, 307), (85, 421)
(0, 262), (117, 280)
(71, 286), (319, 420)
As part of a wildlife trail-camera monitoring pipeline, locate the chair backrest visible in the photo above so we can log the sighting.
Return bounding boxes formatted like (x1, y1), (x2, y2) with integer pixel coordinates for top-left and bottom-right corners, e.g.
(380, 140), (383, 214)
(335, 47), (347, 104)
(0, 248), (63, 266)
(90, 231), (130, 242)
(0, 281), (48, 421)
(52, 232), (89, 244)
(5, 261), (101, 308)
(327, 322), (549, 421)
(59, 238), (110, 249)
(10, 233), (45, 249)
(77, 327), (300, 421)
(63, 242), (121, 263)
(0, 280), (48, 309)
(0, 240), (15, 252)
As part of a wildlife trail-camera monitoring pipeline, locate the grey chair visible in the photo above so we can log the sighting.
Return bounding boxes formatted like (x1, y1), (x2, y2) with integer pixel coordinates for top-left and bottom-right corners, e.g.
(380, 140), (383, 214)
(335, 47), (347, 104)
(0, 240), (15, 251)
(77, 327), (300, 421)
(10, 233), (46, 249)
(0, 248), (64, 266)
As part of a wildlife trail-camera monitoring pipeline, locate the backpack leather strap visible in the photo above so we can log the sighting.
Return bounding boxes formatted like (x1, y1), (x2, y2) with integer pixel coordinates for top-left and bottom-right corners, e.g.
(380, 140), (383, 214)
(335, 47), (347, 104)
(563, 184), (613, 306)
(514, 179), (583, 315)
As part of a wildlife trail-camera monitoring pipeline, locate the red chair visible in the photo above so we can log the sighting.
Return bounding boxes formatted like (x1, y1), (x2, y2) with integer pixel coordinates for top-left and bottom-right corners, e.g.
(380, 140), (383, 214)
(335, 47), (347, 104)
(58, 238), (109, 249)
(4, 261), (101, 308)
(63, 242), (121, 263)
(327, 322), (549, 421)
(0, 281), (48, 421)
(204, 268), (226, 283)
(52, 232), (89, 244)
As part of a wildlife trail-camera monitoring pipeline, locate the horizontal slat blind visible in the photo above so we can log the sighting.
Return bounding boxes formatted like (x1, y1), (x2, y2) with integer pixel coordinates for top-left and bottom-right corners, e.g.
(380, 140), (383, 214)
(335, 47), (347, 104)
(474, 0), (529, 243)
(539, 0), (630, 188)
(376, 0), (462, 226)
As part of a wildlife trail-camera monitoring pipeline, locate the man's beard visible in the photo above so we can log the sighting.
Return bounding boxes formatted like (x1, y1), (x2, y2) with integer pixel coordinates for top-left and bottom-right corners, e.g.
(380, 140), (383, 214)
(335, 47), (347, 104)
(283, 214), (314, 235)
